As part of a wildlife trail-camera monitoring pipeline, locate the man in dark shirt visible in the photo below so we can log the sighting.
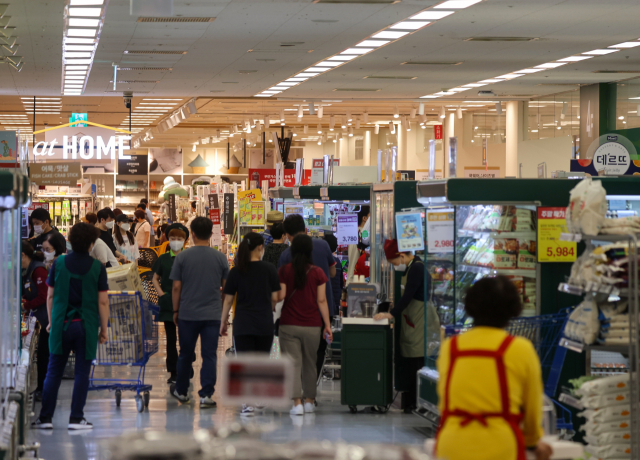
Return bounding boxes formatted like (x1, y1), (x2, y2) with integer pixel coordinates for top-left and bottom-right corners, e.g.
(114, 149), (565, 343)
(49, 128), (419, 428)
(29, 208), (61, 253)
(96, 208), (125, 262)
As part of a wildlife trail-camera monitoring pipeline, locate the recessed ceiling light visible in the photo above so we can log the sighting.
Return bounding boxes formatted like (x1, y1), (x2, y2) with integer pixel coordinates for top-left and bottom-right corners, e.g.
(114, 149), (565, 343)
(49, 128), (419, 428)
(65, 70), (87, 75)
(518, 68), (546, 73)
(306, 67), (330, 72)
(410, 11), (454, 20)
(69, 18), (99, 27)
(64, 52), (92, 58)
(68, 7), (101, 17)
(295, 72), (319, 77)
(434, 0), (482, 9)
(67, 28), (97, 37)
(64, 37), (96, 44)
(64, 45), (94, 51)
(462, 83), (487, 87)
(478, 78), (504, 83)
(448, 87), (470, 92)
(557, 55), (593, 62)
(371, 31), (409, 40)
(356, 40), (388, 47)
(390, 21), (430, 30)
(63, 58), (93, 64)
(610, 42), (640, 48)
(314, 61), (342, 67)
(534, 62), (567, 68)
(327, 55), (358, 61)
(497, 73), (523, 79)
(70, 0), (104, 5)
(340, 48), (373, 55)
(261, 90), (282, 94)
(277, 82), (297, 86)
(582, 49), (619, 55)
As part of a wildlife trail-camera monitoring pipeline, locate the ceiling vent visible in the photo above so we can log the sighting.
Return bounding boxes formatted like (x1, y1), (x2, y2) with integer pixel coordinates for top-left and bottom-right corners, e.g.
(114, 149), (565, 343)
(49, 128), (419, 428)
(119, 67), (173, 71)
(333, 88), (381, 92)
(123, 50), (187, 55)
(313, 0), (398, 3)
(592, 70), (640, 74)
(364, 75), (417, 80)
(137, 17), (215, 23)
(401, 61), (462, 66)
(464, 37), (539, 42)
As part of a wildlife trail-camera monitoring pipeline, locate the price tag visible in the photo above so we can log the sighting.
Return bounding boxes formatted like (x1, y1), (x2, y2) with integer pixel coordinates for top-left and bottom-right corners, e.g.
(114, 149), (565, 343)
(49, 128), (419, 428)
(537, 207), (577, 263)
(426, 209), (453, 253)
(337, 214), (359, 245)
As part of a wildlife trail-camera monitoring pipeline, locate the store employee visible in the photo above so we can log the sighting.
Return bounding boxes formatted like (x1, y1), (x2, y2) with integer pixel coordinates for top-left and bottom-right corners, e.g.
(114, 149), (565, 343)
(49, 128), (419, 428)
(29, 208), (61, 253)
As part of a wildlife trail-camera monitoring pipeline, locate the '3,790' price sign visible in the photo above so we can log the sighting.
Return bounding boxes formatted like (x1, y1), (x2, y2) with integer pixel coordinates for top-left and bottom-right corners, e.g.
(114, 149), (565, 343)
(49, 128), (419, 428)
(537, 207), (577, 262)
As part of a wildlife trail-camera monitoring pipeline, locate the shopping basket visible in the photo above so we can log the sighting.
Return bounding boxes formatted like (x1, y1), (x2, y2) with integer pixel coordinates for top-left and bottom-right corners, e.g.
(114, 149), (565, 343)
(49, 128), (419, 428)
(444, 310), (573, 432)
(88, 291), (159, 412)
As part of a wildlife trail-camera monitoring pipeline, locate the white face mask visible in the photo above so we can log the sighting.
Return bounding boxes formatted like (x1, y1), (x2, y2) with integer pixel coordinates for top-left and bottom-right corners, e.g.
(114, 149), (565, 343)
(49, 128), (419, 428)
(66, 241), (72, 252)
(394, 263), (407, 272)
(360, 217), (371, 246)
(44, 251), (55, 261)
(33, 225), (44, 235)
(105, 221), (114, 229)
(169, 240), (184, 252)
(121, 223), (131, 232)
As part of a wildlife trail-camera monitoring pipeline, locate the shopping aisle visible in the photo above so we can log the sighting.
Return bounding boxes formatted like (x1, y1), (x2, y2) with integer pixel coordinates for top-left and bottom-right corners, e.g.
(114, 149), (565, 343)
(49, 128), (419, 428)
(29, 332), (428, 460)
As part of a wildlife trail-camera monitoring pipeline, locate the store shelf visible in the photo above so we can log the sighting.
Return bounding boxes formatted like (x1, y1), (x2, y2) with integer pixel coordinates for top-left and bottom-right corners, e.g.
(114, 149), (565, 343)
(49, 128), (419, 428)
(116, 189), (148, 193)
(457, 230), (536, 239)
(558, 282), (626, 298)
(458, 264), (536, 277)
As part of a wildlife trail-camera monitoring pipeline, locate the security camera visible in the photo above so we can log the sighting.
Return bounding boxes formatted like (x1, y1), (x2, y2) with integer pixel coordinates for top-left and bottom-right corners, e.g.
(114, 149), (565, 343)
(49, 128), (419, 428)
(123, 91), (133, 109)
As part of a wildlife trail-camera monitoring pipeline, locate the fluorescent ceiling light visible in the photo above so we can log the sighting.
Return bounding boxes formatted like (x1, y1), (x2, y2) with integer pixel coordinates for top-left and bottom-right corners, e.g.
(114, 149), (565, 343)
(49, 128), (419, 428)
(64, 37), (96, 44)
(372, 31), (410, 39)
(143, 98), (182, 101)
(497, 73), (523, 79)
(356, 40), (388, 47)
(64, 51), (92, 58)
(411, 10), (454, 20)
(70, 0), (104, 5)
(270, 87), (288, 90)
(610, 42), (640, 48)
(139, 102), (177, 105)
(448, 87), (470, 92)
(314, 61), (342, 67)
(534, 62), (567, 68)
(277, 82), (297, 86)
(435, 0), (482, 9)
(255, 94), (271, 97)
(261, 91), (282, 94)
(518, 68), (545, 73)
(478, 78), (504, 83)
(69, 18), (99, 27)
(582, 49), (619, 55)
(434, 91), (456, 96)
(64, 45), (94, 51)
(68, 7), (101, 17)
(341, 48), (373, 55)
(390, 21), (430, 30)
(306, 67), (330, 72)
(64, 58), (93, 64)
(65, 70), (87, 75)
(295, 72), (319, 77)
(67, 28), (97, 37)
(327, 55), (357, 61)
(64, 85), (83, 89)
(462, 83), (487, 87)
(557, 55), (593, 62)
(286, 79), (307, 83)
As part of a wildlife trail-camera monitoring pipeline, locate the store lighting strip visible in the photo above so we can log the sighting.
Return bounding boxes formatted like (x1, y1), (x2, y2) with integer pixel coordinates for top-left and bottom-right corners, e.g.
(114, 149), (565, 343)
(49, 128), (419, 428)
(254, 0), (483, 97)
(131, 99), (195, 148)
(419, 39), (640, 99)
(61, 0), (109, 96)
(119, 98), (183, 136)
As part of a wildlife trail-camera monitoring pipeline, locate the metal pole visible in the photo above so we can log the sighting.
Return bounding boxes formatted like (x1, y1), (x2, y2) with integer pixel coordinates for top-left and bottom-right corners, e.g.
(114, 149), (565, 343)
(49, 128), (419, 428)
(243, 139), (246, 168)
(32, 96), (35, 155)
(262, 131), (266, 164)
(227, 140), (230, 170)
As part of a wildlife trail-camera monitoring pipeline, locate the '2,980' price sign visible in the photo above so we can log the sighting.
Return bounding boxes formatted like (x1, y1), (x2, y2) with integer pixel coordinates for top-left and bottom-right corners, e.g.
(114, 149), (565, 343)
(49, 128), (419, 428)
(426, 209), (454, 254)
(537, 207), (577, 263)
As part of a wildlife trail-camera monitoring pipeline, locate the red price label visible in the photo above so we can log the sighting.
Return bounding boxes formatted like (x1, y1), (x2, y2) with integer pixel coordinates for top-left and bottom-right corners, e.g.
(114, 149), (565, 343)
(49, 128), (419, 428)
(546, 246), (575, 258)
(434, 239), (454, 248)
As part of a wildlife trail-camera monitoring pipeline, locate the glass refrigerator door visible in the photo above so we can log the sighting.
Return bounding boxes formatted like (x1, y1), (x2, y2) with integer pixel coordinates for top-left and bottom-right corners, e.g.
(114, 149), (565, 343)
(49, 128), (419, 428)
(454, 204), (539, 324)
(372, 189), (395, 302)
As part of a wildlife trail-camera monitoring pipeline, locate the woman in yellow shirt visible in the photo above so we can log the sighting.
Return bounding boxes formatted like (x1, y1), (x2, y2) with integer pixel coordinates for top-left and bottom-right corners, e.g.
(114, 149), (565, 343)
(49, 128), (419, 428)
(435, 276), (552, 460)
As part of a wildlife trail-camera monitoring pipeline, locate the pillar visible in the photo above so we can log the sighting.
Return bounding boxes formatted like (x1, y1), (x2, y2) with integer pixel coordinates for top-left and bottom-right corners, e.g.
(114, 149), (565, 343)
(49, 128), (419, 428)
(505, 101), (523, 178)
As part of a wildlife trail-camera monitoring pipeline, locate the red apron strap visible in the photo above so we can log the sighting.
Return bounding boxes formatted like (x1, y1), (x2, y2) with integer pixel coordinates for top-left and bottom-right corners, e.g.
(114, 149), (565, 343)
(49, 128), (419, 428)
(443, 336), (459, 412)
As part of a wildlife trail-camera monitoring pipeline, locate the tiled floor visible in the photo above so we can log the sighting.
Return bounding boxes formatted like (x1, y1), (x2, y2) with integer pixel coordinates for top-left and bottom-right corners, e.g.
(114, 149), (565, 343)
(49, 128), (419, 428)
(29, 332), (430, 460)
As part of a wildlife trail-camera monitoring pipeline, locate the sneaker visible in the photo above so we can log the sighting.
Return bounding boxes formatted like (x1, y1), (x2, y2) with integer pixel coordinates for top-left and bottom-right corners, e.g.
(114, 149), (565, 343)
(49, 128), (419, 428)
(166, 373), (177, 384)
(169, 384), (189, 403)
(240, 405), (255, 417)
(290, 404), (304, 416)
(68, 419), (93, 430)
(200, 396), (216, 408)
(31, 418), (52, 430)
(304, 402), (315, 414)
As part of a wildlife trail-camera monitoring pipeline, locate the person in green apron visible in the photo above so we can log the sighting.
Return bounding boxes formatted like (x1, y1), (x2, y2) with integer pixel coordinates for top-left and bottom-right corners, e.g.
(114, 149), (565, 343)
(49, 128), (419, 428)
(151, 223), (189, 384)
(31, 223), (110, 431)
(374, 238), (440, 413)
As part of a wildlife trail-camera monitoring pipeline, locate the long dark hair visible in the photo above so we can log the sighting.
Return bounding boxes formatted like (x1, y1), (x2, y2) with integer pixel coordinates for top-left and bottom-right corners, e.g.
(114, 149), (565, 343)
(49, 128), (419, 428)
(291, 234), (314, 289)
(114, 216), (135, 246)
(236, 232), (264, 273)
(22, 240), (45, 263)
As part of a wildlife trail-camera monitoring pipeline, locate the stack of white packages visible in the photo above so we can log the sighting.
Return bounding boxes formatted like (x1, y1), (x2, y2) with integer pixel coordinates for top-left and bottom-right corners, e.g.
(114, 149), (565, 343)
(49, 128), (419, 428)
(577, 374), (632, 459)
(600, 216), (640, 235)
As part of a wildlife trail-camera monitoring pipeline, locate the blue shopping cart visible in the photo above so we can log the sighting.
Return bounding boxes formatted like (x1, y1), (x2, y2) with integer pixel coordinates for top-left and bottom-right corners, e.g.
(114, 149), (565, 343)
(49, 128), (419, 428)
(89, 291), (159, 412)
(445, 310), (573, 432)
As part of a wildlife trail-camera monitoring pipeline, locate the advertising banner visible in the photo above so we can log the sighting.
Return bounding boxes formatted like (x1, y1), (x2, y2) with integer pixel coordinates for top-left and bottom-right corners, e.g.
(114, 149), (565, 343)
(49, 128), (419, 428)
(0, 131), (18, 167)
(29, 162), (82, 186)
(395, 212), (425, 252)
(434, 125), (443, 140)
(223, 193), (234, 235)
(248, 168), (311, 188)
(118, 154), (148, 176)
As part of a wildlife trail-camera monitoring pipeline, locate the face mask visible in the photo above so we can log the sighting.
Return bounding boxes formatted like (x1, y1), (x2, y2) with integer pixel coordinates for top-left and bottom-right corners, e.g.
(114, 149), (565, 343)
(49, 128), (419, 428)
(394, 263), (407, 272)
(44, 251), (55, 262)
(260, 249), (265, 260)
(360, 217), (371, 246)
(105, 221), (115, 229)
(66, 241), (72, 252)
(33, 225), (43, 235)
(170, 240), (184, 252)
(121, 224), (131, 232)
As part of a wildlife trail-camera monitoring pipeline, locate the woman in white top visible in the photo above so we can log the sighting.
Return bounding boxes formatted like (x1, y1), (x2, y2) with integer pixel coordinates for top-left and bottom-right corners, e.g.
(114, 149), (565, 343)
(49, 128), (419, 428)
(133, 209), (151, 249)
(114, 214), (140, 264)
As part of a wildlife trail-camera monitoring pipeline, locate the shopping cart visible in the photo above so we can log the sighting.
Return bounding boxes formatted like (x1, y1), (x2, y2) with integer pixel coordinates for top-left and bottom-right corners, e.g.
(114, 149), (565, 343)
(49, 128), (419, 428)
(89, 291), (159, 412)
(444, 310), (573, 432)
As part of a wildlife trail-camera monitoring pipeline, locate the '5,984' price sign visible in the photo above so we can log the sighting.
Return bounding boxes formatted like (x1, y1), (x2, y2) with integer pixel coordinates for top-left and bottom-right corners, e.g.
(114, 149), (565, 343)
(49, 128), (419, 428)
(537, 207), (577, 263)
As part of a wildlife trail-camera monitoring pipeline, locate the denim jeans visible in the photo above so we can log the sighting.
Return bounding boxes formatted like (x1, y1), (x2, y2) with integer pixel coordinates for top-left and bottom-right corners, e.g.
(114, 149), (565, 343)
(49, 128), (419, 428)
(39, 321), (94, 422)
(176, 319), (220, 398)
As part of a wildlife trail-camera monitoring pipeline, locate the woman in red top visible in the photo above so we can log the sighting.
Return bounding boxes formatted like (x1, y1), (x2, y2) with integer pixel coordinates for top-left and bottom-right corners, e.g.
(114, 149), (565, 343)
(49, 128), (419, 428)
(278, 234), (333, 416)
(21, 241), (50, 400)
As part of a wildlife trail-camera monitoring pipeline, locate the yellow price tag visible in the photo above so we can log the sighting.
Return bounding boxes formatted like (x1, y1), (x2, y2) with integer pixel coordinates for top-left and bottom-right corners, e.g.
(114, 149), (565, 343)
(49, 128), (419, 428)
(537, 207), (577, 262)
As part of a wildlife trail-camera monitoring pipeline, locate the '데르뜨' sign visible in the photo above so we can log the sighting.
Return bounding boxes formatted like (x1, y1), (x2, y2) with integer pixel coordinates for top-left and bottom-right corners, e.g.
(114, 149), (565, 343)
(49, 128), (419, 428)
(29, 162), (82, 186)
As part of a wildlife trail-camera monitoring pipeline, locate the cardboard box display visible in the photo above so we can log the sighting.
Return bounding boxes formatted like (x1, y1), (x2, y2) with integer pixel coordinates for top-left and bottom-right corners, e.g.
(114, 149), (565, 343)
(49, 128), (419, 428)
(106, 263), (146, 300)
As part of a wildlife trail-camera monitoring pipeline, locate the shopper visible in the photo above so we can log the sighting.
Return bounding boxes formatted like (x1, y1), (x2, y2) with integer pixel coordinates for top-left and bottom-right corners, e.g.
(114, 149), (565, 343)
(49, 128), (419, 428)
(319, 233), (343, 379)
(139, 200), (155, 241)
(170, 217), (229, 408)
(85, 212), (120, 268)
(347, 206), (370, 284)
(96, 208), (118, 255)
(32, 222), (109, 431)
(21, 241), (49, 401)
(278, 234), (333, 416)
(29, 208), (61, 253)
(220, 232), (280, 416)
(260, 210), (284, 246)
(152, 223), (189, 384)
(134, 210), (151, 248)
(263, 223), (288, 267)
(374, 239), (439, 414)
(41, 231), (67, 269)
(113, 214), (140, 264)
(433, 276), (552, 460)
(113, 208), (123, 218)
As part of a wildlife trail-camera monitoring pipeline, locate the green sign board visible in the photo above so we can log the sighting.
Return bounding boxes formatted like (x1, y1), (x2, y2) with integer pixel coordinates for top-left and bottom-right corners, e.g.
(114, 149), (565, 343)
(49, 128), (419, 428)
(69, 113), (87, 127)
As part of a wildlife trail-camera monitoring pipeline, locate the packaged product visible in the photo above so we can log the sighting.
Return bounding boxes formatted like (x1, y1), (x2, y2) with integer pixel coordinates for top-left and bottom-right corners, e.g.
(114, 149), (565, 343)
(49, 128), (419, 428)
(493, 238), (517, 269)
(579, 404), (631, 423)
(581, 390), (630, 409)
(600, 225), (640, 235)
(581, 179), (608, 235)
(566, 178), (591, 233)
(601, 216), (640, 228)
(512, 208), (534, 232)
(585, 430), (631, 446)
(517, 238), (536, 269)
(106, 263), (146, 300)
(585, 443), (631, 459)
(583, 419), (631, 436)
(564, 297), (599, 345)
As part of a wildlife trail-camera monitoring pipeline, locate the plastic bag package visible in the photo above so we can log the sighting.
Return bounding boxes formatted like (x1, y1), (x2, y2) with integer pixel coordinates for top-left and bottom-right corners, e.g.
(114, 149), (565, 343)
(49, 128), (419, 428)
(583, 419), (631, 436)
(581, 179), (608, 235)
(566, 177), (591, 233)
(601, 216), (640, 229)
(585, 430), (632, 446)
(585, 443), (631, 459)
(581, 391), (630, 409)
(564, 297), (600, 345)
(579, 404), (631, 424)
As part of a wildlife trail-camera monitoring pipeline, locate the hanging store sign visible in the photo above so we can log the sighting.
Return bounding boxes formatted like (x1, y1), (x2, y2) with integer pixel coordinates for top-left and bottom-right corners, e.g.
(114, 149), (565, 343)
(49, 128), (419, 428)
(395, 211), (425, 252)
(168, 194), (177, 222)
(118, 154), (148, 176)
(223, 193), (235, 235)
(209, 208), (222, 248)
(38, 124), (131, 162)
(434, 125), (443, 140)
(537, 207), (576, 263)
(69, 113), (87, 127)
(336, 214), (358, 245)
(426, 209), (453, 253)
(208, 193), (219, 210)
(29, 162), (82, 186)
(248, 168), (311, 188)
